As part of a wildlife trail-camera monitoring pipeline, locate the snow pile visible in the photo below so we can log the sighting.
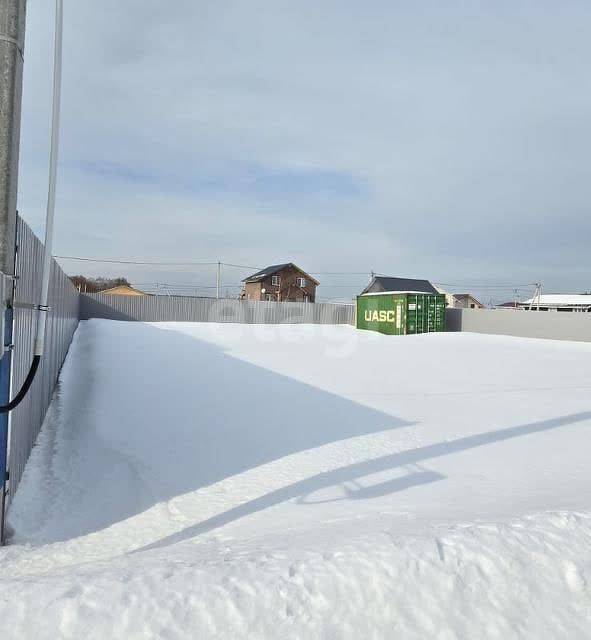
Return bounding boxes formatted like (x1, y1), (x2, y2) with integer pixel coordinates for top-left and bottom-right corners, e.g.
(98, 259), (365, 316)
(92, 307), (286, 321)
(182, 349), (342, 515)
(2, 320), (591, 638)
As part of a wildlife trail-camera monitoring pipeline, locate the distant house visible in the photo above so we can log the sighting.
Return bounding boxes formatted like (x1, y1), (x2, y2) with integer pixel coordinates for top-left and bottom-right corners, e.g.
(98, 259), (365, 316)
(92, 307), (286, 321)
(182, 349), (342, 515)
(451, 293), (484, 309)
(241, 263), (319, 302)
(361, 276), (439, 296)
(519, 294), (591, 312)
(100, 284), (146, 296)
(435, 286), (484, 309)
(434, 286), (456, 308)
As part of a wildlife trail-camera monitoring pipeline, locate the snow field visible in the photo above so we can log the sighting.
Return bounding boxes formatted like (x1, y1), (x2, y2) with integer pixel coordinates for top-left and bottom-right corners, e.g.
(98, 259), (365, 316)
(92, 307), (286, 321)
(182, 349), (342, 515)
(2, 320), (591, 638)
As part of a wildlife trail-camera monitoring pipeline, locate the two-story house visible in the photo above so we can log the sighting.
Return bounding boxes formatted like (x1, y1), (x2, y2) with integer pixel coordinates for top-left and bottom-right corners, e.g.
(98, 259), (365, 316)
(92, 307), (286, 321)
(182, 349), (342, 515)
(241, 263), (319, 302)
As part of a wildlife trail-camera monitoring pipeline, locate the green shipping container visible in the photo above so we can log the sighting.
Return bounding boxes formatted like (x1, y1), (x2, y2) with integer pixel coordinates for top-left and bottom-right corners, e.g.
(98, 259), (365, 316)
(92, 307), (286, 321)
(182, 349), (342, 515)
(356, 293), (446, 335)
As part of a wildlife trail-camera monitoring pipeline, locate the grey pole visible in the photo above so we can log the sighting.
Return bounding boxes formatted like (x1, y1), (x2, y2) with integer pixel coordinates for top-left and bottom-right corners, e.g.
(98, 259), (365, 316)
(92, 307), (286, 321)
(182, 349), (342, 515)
(216, 261), (220, 299)
(0, 0), (26, 283)
(0, 0), (26, 545)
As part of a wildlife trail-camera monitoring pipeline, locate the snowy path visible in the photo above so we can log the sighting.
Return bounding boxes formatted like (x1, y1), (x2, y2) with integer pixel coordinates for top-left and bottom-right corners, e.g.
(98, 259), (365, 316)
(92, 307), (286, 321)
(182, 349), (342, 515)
(2, 320), (591, 638)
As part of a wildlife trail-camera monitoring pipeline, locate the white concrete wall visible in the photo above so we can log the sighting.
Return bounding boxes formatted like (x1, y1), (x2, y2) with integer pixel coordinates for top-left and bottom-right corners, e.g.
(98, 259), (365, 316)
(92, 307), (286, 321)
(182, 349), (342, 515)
(446, 308), (591, 342)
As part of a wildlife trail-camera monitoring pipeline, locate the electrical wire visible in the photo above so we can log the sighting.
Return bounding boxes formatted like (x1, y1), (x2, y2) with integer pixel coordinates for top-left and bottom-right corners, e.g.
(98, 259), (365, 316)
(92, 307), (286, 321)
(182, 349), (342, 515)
(55, 257), (379, 276)
(0, 356), (40, 414)
(55, 256), (220, 266)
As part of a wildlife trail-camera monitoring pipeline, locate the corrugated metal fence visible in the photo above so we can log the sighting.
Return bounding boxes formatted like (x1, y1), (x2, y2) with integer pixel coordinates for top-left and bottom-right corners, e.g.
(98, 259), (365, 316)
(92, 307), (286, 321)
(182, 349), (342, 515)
(80, 293), (355, 325)
(5, 217), (79, 509)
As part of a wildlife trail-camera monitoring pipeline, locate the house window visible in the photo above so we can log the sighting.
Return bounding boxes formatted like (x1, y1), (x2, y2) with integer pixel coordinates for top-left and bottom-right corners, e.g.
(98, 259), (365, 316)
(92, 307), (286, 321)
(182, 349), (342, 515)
(272, 275), (280, 286)
(297, 277), (306, 288)
(266, 293), (274, 301)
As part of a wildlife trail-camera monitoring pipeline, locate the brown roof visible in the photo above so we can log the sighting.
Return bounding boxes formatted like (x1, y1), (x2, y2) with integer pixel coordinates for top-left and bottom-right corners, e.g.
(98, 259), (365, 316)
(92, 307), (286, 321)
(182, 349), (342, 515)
(100, 284), (146, 296)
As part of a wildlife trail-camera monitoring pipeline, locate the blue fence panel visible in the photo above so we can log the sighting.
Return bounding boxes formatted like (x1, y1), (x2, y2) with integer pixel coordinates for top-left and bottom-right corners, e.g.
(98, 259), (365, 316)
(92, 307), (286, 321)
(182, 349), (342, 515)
(0, 308), (12, 542)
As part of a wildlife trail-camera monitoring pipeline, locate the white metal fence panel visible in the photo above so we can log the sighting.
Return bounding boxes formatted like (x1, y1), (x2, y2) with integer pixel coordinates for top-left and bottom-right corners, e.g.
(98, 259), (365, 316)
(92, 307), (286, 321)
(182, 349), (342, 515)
(446, 308), (591, 342)
(6, 217), (79, 508)
(80, 293), (355, 325)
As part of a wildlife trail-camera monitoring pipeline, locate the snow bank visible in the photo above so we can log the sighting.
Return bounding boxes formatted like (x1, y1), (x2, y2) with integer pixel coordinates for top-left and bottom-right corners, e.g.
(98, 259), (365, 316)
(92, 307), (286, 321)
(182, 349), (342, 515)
(2, 320), (591, 638)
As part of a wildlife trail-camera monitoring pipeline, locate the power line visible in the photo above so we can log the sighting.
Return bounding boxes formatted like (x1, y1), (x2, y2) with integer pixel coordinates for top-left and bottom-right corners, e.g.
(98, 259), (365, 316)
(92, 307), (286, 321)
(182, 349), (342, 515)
(55, 256), (268, 272)
(316, 284), (372, 288)
(54, 255), (374, 274)
(309, 272), (372, 276)
(222, 263), (262, 270)
(135, 280), (535, 292)
(133, 283), (243, 290)
(55, 255), (219, 266)
(434, 283), (535, 290)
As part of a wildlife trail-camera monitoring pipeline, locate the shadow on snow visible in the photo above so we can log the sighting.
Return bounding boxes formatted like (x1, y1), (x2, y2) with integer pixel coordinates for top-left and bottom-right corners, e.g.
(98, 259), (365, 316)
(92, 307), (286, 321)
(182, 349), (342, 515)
(134, 410), (591, 553)
(15, 320), (412, 543)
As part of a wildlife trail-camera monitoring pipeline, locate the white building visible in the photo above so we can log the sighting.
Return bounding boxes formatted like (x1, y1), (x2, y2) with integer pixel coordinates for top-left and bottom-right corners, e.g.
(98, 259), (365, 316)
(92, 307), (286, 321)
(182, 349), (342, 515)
(435, 286), (484, 309)
(520, 294), (591, 312)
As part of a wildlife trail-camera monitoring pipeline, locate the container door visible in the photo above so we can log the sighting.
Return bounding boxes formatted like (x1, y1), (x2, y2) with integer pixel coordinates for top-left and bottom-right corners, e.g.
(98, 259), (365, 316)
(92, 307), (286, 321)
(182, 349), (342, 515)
(410, 296), (417, 334)
(427, 296), (435, 332)
(435, 295), (446, 332)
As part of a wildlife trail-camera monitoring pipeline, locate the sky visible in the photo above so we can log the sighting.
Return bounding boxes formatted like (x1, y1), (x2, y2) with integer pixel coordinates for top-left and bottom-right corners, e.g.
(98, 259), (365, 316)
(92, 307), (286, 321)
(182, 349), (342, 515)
(16, 1), (591, 302)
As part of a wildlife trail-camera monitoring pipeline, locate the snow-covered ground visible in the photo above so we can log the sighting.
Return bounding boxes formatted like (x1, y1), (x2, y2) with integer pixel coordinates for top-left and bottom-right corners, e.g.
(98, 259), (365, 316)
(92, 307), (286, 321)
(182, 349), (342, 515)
(2, 320), (591, 638)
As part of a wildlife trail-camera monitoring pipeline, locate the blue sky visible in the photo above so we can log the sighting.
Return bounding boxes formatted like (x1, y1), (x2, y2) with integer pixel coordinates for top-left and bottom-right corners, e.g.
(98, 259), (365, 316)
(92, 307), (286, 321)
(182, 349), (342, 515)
(16, 1), (591, 301)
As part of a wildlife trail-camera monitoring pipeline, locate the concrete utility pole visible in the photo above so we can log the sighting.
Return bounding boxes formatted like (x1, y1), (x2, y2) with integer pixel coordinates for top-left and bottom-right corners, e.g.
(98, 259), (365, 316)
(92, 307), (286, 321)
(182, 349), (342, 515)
(0, 0), (26, 283)
(216, 261), (220, 299)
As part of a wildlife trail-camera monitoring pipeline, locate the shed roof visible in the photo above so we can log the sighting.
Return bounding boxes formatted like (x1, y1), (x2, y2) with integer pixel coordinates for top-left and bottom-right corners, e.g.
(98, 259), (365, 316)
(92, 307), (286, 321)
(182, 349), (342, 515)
(242, 263), (319, 285)
(360, 276), (438, 296)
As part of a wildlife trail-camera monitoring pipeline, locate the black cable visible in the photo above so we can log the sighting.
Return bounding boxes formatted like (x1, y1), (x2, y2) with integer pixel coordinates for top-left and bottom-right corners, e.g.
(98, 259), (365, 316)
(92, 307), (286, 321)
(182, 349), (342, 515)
(0, 355), (41, 414)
